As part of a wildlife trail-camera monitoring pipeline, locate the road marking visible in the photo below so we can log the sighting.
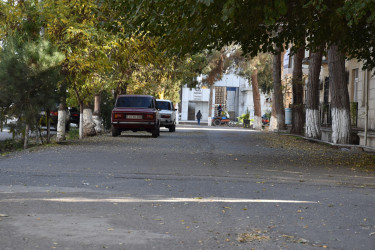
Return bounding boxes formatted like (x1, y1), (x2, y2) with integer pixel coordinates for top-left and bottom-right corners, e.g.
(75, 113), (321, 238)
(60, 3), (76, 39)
(2, 197), (318, 204)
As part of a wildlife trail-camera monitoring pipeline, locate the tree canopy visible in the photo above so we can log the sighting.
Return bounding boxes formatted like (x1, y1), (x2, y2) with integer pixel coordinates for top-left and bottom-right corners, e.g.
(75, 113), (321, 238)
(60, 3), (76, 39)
(117, 0), (374, 69)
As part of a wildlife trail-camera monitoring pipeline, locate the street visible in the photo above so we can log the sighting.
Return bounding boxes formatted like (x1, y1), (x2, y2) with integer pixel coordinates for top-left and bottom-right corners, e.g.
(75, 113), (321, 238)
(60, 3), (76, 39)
(0, 125), (374, 249)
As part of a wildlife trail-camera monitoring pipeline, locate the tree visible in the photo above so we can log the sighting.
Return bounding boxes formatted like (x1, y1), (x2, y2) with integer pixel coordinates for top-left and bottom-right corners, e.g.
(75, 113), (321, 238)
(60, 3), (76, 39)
(328, 45), (351, 144)
(201, 49), (225, 118)
(290, 45), (305, 135)
(305, 48), (323, 139)
(42, 0), (112, 139)
(0, 37), (64, 148)
(236, 53), (272, 130)
(200, 46), (239, 119)
(270, 47), (285, 131)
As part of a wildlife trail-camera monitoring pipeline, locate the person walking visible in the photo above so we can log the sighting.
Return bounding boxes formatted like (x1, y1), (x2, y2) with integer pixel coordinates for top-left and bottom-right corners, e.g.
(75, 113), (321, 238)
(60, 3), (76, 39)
(196, 110), (202, 125)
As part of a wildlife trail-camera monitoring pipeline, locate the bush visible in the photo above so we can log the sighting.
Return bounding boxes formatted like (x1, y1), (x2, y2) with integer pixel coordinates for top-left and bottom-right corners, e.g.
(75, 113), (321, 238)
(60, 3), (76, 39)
(238, 108), (250, 123)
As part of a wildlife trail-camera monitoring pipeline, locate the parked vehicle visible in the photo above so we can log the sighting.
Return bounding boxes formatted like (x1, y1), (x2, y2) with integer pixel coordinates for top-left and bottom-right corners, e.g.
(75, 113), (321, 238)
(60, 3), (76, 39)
(212, 116), (231, 126)
(111, 95), (160, 137)
(68, 107), (80, 126)
(262, 114), (270, 125)
(156, 99), (176, 132)
(38, 106), (70, 131)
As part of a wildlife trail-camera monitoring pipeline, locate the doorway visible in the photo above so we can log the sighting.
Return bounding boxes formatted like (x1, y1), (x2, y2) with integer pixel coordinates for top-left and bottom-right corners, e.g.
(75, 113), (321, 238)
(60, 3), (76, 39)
(188, 102), (196, 120)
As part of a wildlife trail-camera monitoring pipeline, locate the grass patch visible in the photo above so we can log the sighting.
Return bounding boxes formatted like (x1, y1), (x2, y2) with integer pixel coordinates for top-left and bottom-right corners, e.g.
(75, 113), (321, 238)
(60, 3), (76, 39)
(0, 138), (24, 155)
(66, 127), (79, 140)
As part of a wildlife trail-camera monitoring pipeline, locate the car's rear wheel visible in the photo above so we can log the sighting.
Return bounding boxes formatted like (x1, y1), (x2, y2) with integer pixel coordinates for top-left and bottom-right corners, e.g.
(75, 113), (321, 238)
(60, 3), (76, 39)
(112, 127), (120, 137)
(152, 124), (160, 138)
(168, 124), (176, 132)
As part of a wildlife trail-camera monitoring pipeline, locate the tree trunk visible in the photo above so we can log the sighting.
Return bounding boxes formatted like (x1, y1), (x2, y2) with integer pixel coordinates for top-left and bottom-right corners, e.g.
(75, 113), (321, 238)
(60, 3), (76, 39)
(251, 70), (262, 130)
(79, 103), (84, 139)
(24, 123), (29, 149)
(305, 49), (323, 139)
(56, 102), (66, 142)
(291, 46), (305, 135)
(93, 94), (102, 134)
(83, 107), (96, 137)
(270, 47), (285, 131)
(208, 83), (214, 118)
(56, 82), (67, 142)
(328, 45), (351, 144)
(46, 108), (51, 143)
(270, 96), (277, 130)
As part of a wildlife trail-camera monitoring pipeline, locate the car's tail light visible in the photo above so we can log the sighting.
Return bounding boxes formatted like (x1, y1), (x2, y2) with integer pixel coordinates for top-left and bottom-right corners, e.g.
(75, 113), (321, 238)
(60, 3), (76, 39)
(144, 114), (154, 120)
(161, 114), (171, 118)
(73, 114), (79, 117)
(113, 113), (123, 119)
(50, 111), (58, 116)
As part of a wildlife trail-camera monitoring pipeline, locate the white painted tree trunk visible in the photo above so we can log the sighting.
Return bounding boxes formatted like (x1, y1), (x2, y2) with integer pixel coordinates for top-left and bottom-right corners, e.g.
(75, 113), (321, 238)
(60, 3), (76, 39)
(305, 109), (320, 139)
(93, 94), (102, 133)
(56, 110), (66, 142)
(305, 49), (323, 139)
(269, 115), (277, 131)
(331, 108), (351, 144)
(92, 115), (103, 134)
(83, 108), (96, 137)
(79, 112), (83, 139)
(253, 115), (262, 130)
(269, 100), (278, 131)
(328, 45), (351, 144)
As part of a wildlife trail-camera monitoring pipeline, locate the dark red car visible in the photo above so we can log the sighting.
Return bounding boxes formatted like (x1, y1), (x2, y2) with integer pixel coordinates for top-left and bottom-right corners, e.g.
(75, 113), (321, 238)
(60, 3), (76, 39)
(111, 95), (160, 137)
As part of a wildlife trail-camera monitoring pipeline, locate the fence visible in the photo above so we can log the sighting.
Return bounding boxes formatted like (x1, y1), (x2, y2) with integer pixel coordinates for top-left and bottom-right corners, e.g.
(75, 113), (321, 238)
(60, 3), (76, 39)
(319, 102), (358, 128)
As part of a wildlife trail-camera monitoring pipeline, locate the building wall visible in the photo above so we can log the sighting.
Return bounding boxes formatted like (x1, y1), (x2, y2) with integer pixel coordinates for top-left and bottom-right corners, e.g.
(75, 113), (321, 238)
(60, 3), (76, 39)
(346, 60), (375, 147)
(181, 87), (213, 121)
(180, 73), (271, 121)
(346, 60), (375, 131)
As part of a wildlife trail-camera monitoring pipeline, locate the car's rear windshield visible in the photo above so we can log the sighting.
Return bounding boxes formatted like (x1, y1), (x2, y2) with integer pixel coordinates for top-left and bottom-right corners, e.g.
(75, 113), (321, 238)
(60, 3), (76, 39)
(156, 101), (171, 110)
(116, 97), (154, 108)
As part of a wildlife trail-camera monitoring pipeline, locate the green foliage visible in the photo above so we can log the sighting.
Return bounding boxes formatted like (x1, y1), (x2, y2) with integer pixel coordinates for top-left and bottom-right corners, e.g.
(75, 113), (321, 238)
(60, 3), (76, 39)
(100, 90), (116, 130)
(120, 0), (375, 70)
(238, 109), (250, 123)
(0, 139), (24, 155)
(0, 36), (64, 134)
(66, 128), (80, 140)
(257, 55), (273, 94)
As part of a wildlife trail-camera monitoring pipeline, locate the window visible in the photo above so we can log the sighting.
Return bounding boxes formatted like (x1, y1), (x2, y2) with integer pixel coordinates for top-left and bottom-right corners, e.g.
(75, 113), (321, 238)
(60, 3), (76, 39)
(157, 101), (172, 110)
(116, 97), (154, 108)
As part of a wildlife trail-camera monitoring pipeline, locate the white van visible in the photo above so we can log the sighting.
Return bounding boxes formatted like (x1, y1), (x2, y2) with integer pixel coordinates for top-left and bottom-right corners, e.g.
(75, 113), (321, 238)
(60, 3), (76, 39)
(156, 99), (176, 132)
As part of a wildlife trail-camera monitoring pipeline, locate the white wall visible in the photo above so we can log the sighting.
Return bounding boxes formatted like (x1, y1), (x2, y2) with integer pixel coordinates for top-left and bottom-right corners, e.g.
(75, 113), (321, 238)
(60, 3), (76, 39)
(181, 87), (213, 121)
(180, 73), (271, 121)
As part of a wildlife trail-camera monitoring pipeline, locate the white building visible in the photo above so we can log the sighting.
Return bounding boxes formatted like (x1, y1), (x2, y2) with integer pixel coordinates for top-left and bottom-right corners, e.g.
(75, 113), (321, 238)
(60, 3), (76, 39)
(346, 60), (375, 148)
(180, 73), (271, 123)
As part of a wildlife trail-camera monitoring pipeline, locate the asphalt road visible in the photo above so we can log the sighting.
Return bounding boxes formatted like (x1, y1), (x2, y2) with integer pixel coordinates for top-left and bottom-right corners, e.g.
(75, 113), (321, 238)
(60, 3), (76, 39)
(0, 125), (374, 249)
